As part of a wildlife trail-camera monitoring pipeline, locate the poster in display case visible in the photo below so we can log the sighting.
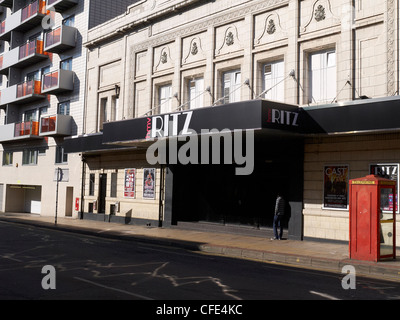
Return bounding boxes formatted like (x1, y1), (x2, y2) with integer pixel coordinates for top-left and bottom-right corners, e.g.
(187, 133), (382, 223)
(323, 165), (349, 209)
(124, 168), (136, 198)
(143, 168), (156, 199)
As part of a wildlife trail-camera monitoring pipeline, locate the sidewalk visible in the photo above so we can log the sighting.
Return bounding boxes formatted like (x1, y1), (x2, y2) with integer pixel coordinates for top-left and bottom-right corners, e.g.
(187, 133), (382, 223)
(1, 213), (399, 283)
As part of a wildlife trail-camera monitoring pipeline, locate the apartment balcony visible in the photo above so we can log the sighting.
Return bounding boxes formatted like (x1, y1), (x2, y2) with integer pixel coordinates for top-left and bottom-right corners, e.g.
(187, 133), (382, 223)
(0, 80), (45, 106)
(0, 121), (42, 143)
(0, 0), (46, 41)
(0, 0), (12, 8)
(46, 0), (78, 12)
(15, 121), (41, 140)
(0, 123), (14, 142)
(39, 114), (72, 137)
(44, 25), (77, 53)
(0, 40), (48, 75)
(42, 69), (74, 94)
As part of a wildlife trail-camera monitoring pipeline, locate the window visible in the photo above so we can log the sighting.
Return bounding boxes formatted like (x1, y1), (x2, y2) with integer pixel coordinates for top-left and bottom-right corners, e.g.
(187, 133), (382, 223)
(58, 101), (70, 115)
(2, 151), (13, 166)
(110, 172), (117, 198)
(60, 58), (72, 71)
(39, 106), (48, 119)
(22, 149), (38, 165)
(99, 97), (107, 131)
(222, 70), (241, 104)
(188, 78), (204, 109)
(159, 84), (172, 114)
(27, 70), (40, 82)
(63, 15), (75, 27)
(29, 32), (42, 42)
(309, 50), (336, 104)
(111, 95), (118, 122)
(263, 60), (284, 102)
(41, 66), (50, 78)
(55, 146), (68, 164)
(24, 109), (37, 122)
(89, 174), (95, 196)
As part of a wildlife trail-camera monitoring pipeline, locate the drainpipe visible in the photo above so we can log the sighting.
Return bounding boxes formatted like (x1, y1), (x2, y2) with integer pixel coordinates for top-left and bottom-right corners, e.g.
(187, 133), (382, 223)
(80, 155), (86, 220)
(158, 164), (165, 227)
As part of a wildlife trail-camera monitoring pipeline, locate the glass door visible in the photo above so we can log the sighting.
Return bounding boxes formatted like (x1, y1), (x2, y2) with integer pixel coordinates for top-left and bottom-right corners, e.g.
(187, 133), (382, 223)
(379, 187), (396, 258)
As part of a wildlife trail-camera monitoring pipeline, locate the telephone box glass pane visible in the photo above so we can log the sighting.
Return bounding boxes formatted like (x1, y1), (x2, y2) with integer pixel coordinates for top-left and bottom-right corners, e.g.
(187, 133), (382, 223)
(380, 188), (394, 256)
(380, 188), (394, 212)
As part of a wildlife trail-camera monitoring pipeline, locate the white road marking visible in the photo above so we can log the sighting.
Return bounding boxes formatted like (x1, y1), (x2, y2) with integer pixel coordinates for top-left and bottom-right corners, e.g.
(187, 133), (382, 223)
(74, 276), (154, 300)
(309, 290), (341, 300)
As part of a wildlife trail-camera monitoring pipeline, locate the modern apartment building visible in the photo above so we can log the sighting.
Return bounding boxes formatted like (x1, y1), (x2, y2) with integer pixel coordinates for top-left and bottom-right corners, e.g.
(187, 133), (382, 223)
(0, 0), (137, 218)
(61, 0), (398, 246)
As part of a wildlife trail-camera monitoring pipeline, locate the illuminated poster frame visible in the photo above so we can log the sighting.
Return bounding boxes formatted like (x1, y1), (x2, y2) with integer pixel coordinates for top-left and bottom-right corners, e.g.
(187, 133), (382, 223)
(143, 168), (156, 199)
(323, 165), (349, 209)
(124, 168), (136, 198)
(370, 163), (399, 214)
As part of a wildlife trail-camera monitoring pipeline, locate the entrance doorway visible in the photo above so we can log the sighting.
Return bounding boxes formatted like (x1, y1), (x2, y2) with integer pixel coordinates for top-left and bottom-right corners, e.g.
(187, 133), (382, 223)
(65, 187), (73, 217)
(6, 185), (42, 214)
(169, 136), (304, 239)
(99, 174), (107, 214)
(0, 184), (3, 212)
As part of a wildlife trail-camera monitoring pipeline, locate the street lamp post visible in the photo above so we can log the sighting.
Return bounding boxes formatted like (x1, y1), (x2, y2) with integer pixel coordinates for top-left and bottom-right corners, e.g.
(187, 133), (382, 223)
(55, 167), (61, 225)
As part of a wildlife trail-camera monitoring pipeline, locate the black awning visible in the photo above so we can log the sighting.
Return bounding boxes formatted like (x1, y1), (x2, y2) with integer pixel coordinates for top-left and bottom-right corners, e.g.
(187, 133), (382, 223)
(303, 96), (400, 134)
(63, 133), (128, 154)
(102, 99), (302, 145)
(64, 96), (400, 154)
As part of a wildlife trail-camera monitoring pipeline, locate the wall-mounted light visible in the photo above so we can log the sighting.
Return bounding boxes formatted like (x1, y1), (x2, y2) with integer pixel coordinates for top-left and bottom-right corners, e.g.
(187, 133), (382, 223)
(115, 84), (120, 98)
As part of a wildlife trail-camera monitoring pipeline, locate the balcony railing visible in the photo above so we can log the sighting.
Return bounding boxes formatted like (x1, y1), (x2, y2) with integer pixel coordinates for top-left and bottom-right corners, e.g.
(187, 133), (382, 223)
(0, 40), (48, 73)
(17, 80), (42, 99)
(21, 0), (46, 23)
(0, 79), (45, 106)
(45, 27), (61, 48)
(42, 70), (59, 91)
(0, 21), (5, 35)
(44, 24), (77, 53)
(39, 114), (72, 136)
(14, 121), (40, 138)
(40, 115), (57, 133)
(0, 0), (46, 41)
(19, 39), (47, 60)
(42, 69), (74, 94)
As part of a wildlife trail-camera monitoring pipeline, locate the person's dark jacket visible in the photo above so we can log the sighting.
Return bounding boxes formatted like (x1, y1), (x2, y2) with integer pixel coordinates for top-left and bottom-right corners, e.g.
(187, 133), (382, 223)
(274, 196), (285, 216)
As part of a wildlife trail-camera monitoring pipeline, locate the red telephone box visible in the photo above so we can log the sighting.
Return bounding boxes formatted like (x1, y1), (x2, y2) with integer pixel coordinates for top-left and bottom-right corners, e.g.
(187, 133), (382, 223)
(349, 175), (396, 262)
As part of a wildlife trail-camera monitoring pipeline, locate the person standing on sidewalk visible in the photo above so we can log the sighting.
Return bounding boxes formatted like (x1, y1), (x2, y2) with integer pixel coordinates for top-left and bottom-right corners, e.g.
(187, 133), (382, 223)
(272, 192), (285, 240)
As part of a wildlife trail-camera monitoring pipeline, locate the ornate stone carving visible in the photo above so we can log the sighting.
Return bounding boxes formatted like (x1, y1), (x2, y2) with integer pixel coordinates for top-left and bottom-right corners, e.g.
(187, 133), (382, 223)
(191, 42), (198, 55)
(226, 32), (234, 46)
(387, 0), (396, 95)
(314, 5), (326, 22)
(160, 51), (168, 64)
(266, 19), (276, 35)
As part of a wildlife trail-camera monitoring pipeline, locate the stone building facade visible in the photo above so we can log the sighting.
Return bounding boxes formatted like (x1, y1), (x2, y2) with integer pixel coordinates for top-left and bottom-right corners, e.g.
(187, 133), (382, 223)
(64, 0), (399, 245)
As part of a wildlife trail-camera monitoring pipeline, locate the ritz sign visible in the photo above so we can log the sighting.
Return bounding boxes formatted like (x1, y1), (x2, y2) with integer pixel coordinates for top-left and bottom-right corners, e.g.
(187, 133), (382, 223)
(266, 108), (299, 127)
(146, 111), (193, 139)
